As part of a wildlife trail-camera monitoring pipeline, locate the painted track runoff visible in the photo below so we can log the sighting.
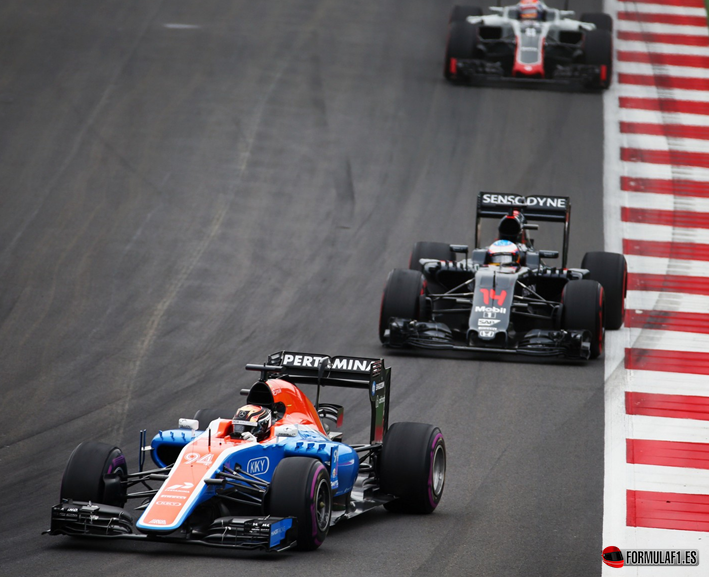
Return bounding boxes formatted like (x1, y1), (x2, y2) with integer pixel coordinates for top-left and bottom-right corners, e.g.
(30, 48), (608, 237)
(604, 0), (709, 573)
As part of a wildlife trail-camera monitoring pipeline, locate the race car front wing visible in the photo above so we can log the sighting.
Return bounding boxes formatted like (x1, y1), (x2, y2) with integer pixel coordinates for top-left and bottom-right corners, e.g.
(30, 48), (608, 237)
(385, 318), (591, 360)
(45, 500), (297, 551)
(451, 58), (605, 89)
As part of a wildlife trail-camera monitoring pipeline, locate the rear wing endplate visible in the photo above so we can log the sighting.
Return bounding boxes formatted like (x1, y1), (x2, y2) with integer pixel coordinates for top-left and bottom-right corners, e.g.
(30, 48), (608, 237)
(475, 192), (571, 268)
(246, 352), (390, 444)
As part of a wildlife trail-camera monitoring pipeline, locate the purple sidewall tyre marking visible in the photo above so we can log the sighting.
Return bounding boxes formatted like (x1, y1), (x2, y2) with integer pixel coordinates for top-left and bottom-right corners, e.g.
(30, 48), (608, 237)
(428, 433), (443, 508)
(310, 464), (326, 538)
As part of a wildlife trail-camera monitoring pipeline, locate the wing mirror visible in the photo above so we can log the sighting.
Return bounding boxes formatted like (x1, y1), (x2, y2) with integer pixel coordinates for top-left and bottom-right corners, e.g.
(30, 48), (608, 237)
(539, 250), (559, 259)
(178, 418), (200, 432)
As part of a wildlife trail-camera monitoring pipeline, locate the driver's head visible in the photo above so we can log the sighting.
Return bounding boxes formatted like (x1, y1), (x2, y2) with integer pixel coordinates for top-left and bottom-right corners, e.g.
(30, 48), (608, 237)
(486, 240), (521, 266)
(232, 404), (272, 440)
(519, 0), (541, 19)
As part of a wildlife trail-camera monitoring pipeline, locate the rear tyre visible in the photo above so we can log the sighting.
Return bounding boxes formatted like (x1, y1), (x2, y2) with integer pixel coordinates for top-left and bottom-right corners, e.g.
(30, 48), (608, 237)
(445, 21), (477, 81)
(60, 441), (128, 507)
(450, 5), (483, 22)
(562, 280), (605, 359)
(581, 251), (627, 330)
(379, 269), (426, 343)
(584, 29), (613, 89)
(581, 12), (613, 32)
(193, 408), (233, 429)
(409, 241), (455, 271)
(269, 457), (332, 551)
(380, 422), (446, 514)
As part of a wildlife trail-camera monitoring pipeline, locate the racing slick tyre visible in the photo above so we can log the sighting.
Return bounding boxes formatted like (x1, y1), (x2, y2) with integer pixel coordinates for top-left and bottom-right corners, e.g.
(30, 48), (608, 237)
(449, 5), (483, 23)
(444, 21), (477, 81)
(193, 408), (232, 429)
(581, 12), (613, 32)
(380, 422), (446, 514)
(379, 269), (426, 343)
(60, 441), (128, 507)
(562, 280), (605, 359)
(581, 251), (627, 330)
(584, 29), (613, 89)
(409, 241), (455, 271)
(269, 457), (332, 551)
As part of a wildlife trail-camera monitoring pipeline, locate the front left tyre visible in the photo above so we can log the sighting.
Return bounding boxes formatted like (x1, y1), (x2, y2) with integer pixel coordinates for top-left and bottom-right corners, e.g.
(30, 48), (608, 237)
(379, 422), (446, 514)
(584, 29), (613, 89)
(581, 251), (627, 330)
(269, 457), (332, 551)
(60, 441), (128, 507)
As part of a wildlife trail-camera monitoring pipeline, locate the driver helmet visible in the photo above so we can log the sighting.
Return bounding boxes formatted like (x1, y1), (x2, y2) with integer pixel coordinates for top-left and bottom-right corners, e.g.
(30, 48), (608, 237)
(519, 0), (542, 20)
(232, 404), (272, 440)
(486, 239), (521, 266)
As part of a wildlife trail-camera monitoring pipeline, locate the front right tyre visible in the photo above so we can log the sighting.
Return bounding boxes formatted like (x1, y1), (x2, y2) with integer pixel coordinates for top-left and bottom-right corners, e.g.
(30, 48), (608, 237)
(379, 269), (426, 343)
(444, 21), (477, 81)
(561, 279), (605, 359)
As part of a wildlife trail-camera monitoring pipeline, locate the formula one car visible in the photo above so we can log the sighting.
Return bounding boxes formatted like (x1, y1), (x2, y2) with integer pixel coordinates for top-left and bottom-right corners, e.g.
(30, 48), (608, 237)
(379, 193), (627, 360)
(444, 0), (613, 89)
(45, 352), (446, 552)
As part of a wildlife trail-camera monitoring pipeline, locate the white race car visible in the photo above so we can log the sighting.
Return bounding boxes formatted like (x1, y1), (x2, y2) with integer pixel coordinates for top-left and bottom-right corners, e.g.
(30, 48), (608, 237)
(444, 0), (613, 90)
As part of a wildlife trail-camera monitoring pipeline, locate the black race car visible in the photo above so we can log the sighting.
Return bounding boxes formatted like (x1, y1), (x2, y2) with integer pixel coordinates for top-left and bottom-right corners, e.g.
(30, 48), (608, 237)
(444, 1), (613, 89)
(379, 193), (627, 360)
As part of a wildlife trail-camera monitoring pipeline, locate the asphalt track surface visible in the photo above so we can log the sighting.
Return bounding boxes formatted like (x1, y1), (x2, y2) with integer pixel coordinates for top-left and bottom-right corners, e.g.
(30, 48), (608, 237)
(0, 1), (607, 575)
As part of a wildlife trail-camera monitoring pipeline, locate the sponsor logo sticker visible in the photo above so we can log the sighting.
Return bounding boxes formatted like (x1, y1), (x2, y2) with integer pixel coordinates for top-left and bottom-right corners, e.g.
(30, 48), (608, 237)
(246, 456), (270, 475)
(282, 353), (373, 373)
(165, 482), (194, 492)
(475, 306), (507, 314)
(331, 447), (339, 490)
(481, 194), (567, 209)
(282, 354), (329, 368)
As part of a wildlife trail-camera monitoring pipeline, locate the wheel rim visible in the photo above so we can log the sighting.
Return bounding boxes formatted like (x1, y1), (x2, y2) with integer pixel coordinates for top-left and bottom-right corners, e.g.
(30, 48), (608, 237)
(314, 478), (331, 532)
(431, 443), (446, 498)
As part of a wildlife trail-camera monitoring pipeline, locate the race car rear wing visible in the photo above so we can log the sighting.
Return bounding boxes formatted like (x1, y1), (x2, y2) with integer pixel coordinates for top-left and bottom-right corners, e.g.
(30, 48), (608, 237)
(246, 352), (390, 444)
(475, 192), (571, 268)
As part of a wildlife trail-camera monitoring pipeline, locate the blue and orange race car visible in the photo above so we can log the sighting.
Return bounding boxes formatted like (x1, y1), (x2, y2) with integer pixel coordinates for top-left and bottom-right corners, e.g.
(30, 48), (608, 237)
(46, 351), (446, 551)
